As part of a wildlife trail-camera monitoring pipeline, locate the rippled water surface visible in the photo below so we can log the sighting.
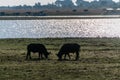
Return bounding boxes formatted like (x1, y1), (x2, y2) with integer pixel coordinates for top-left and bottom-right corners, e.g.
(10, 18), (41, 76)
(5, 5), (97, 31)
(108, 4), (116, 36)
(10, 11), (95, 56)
(0, 18), (120, 38)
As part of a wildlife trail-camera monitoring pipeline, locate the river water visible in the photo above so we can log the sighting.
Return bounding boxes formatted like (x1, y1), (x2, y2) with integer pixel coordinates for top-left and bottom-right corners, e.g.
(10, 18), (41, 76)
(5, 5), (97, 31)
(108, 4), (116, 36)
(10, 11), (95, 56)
(0, 18), (120, 38)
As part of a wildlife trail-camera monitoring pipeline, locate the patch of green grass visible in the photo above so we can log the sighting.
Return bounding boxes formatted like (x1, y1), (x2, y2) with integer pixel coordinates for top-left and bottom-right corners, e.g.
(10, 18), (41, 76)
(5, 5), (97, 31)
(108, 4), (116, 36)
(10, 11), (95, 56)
(0, 38), (120, 80)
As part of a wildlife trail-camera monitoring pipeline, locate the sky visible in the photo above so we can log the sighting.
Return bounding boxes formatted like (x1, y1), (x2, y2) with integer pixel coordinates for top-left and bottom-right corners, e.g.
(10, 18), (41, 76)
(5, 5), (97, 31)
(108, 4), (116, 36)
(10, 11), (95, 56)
(0, 0), (119, 6)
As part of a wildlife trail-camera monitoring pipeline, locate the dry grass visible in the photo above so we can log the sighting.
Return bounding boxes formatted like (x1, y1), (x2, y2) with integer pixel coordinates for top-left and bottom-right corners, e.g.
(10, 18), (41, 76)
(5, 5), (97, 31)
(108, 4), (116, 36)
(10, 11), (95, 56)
(0, 38), (120, 80)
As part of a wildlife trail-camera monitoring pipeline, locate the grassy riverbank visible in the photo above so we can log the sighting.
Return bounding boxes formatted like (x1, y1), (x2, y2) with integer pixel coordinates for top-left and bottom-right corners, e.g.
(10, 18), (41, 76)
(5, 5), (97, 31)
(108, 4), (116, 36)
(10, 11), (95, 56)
(0, 38), (120, 80)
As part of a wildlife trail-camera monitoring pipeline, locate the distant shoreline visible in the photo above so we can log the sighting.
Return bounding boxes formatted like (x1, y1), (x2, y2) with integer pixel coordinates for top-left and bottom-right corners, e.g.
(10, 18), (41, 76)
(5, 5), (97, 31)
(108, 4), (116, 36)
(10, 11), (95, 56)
(0, 15), (120, 20)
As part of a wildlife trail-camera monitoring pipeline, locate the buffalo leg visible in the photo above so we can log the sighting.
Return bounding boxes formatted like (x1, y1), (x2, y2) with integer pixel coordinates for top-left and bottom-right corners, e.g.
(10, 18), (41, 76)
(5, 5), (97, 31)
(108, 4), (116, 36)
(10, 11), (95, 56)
(26, 51), (31, 60)
(38, 53), (41, 59)
(75, 52), (79, 60)
(41, 53), (44, 59)
(64, 53), (71, 60)
(38, 53), (44, 59)
(67, 54), (71, 60)
(64, 54), (66, 60)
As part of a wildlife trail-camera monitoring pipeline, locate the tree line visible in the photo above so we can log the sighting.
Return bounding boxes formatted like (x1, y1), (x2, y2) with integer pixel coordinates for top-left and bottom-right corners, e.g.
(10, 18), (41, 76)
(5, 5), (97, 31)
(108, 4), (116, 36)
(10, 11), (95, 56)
(0, 0), (119, 9)
(0, 0), (119, 16)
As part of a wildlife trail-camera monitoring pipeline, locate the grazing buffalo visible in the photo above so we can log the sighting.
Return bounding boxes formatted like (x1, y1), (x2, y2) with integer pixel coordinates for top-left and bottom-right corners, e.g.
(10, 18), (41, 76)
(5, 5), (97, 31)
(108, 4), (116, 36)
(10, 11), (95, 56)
(57, 43), (80, 60)
(26, 43), (50, 60)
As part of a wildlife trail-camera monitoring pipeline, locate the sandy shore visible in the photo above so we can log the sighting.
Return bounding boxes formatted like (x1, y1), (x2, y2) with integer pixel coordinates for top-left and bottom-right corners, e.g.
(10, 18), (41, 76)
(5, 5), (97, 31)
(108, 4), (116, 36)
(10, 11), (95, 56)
(0, 15), (120, 20)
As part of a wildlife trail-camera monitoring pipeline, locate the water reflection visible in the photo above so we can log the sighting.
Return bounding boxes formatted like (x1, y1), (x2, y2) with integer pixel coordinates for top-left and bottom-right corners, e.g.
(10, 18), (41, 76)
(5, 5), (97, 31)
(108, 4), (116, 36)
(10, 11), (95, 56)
(0, 19), (120, 38)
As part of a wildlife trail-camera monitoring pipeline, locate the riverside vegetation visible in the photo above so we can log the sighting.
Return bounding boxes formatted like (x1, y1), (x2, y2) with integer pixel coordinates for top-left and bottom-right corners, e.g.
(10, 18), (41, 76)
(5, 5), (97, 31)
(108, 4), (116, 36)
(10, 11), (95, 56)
(0, 38), (120, 80)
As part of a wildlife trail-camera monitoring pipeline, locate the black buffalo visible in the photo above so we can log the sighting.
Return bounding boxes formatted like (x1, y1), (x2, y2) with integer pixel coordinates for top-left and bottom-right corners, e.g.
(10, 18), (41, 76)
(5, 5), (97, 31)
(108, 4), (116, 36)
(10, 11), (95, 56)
(26, 43), (50, 60)
(57, 43), (80, 60)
